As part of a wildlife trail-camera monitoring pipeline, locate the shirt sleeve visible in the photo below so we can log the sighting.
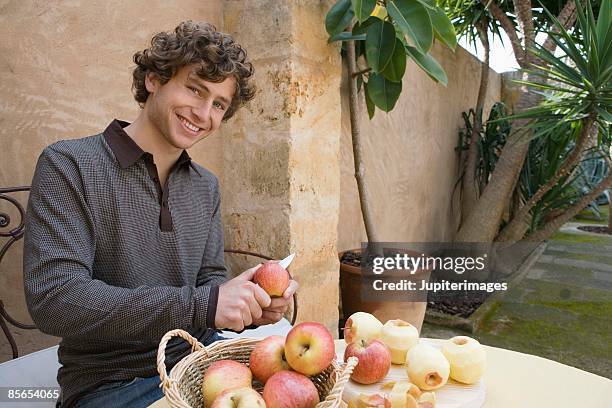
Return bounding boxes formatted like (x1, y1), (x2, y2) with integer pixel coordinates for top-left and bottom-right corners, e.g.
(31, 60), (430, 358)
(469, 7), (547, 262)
(23, 146), (214, 343)
(195, 175), (228, 288)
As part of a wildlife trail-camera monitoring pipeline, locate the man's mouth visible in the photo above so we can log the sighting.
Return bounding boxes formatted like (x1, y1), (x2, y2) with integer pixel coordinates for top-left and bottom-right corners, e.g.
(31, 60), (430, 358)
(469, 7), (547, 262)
(177, 114), (202, 133)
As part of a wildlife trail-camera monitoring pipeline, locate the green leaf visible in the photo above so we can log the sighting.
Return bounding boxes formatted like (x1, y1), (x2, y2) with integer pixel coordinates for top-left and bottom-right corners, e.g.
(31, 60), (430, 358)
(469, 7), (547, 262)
(381, 38), (407, 82)
(367, 73), (402, 112)
(351, 0), (377, 24)
(325, 0), (354, 37)
(416, 0), (436, 9)
(387, 0), (433, 53)
(404, 45), (447, 86)
(353, 16), (379, 35)
(328, 32), (367, 42)
(365, 20), (397, 72)
(364, 82), (376, 119)
(428, 7), (457, 51)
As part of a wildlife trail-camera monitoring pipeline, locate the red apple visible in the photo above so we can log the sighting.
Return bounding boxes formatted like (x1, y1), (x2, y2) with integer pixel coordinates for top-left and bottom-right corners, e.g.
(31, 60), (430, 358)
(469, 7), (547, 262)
(285, 322), (335, 376)
(344, 339), (391, 385)
(210, 387), (265, 407)
(263, 370), (319, 408)
(202, 360), (252, 407)
(249, 335), (290, 384)
(253, 260), (290, 297)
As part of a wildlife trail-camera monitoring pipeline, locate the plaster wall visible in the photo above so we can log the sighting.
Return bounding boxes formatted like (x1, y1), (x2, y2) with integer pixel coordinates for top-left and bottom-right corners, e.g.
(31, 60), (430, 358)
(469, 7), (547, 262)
(338, 43), (503, 250)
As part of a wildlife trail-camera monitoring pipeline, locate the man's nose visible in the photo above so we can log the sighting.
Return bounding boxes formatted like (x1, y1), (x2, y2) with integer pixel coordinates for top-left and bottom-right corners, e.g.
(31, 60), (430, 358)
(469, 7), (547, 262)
(192, 101), (212, 125)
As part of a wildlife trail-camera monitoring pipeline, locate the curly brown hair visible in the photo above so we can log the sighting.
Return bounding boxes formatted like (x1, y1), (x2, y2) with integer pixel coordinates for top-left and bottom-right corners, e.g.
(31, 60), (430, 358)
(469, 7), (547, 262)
(132, 21), (255, 121)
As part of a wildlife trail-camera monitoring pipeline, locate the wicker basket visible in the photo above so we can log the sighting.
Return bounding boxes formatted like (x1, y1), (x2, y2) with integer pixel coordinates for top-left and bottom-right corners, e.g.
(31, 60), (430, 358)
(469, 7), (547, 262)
(157, 329), (358, 408)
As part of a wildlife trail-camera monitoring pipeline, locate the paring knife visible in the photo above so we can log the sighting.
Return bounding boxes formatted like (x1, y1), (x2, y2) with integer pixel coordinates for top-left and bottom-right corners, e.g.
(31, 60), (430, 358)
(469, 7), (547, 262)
(278, 253), (296, 269)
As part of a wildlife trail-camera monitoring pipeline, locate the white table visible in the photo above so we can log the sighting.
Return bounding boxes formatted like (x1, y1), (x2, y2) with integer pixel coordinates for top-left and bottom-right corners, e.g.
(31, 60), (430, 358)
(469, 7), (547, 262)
(149, 338), (612, 408)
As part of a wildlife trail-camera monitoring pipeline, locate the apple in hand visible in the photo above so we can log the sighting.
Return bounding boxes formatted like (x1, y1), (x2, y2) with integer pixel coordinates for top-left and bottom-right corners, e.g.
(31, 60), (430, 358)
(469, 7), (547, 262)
(344, 312), (383, 344)
(380, 319), (419, 364)
(210, 387), (265, 408)
(249, 335), (290, 384)
(348, 393), (392, 407)
(263, 370), (319, 408)
(344, 339), (391, 385)
(202, 360), (252, 407)
(441, 336), (486, 384)
(406, 344), (449, 391)
(285, 322), (335, 376)
(253, 260), (290, 297)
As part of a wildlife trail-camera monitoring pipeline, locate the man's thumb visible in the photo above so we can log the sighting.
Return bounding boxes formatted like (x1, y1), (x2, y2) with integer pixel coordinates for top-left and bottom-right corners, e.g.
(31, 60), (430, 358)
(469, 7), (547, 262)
(238, 263), (263, 281)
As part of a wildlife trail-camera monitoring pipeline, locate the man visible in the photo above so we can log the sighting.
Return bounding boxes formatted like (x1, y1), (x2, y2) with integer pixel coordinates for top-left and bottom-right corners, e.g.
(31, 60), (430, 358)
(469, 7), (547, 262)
(23, 21), (297, 407)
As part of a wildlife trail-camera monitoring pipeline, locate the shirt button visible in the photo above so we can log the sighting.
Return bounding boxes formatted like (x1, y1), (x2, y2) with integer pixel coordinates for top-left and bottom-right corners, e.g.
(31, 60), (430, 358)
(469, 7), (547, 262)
(162, 201), (168, 208)
(153, 177), (159, 182)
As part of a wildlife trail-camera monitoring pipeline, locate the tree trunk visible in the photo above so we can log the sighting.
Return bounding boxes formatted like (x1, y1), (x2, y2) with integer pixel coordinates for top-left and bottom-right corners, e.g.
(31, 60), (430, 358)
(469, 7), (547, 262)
(526, 173), (612, 242)
(456, 0), (579, 243)
(346, 36), (378, 243)
(461, 19), (490, 223)
(609, 190), (612, 231)
(497, 113), (597, 242)
(455, 76), (539, 242)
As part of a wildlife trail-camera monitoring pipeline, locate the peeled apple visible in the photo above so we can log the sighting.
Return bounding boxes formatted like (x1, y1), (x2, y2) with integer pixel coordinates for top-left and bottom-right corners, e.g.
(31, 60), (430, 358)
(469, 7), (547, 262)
(441, 336), (486, 384)
(380, 319), (419, 364)
(406, 344), (450, 391)
(344, 312), (383, 344)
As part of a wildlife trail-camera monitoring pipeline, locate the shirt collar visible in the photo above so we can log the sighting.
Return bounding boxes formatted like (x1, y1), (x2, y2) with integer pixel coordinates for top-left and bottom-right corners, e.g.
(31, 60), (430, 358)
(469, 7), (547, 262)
(103, 119), (201, 176)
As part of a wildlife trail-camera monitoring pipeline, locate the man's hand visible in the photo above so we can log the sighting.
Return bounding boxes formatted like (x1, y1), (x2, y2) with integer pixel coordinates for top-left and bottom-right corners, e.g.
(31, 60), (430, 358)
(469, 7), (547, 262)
(215, 265), (271, 332)
(252, 279), (299, 326)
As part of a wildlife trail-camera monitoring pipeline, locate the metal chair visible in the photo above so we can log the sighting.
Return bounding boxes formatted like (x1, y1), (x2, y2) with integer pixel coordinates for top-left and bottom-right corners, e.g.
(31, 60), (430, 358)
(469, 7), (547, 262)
(1, 186), (297, 359)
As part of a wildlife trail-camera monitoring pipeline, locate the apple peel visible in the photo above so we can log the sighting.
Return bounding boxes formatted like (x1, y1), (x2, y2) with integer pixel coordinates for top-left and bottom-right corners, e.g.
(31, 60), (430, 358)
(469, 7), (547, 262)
(381, 380), (422, 408)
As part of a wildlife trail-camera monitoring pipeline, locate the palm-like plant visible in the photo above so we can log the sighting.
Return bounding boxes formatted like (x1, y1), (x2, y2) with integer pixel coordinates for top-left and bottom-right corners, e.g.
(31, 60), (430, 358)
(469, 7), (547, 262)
(498, 0), (612, 241)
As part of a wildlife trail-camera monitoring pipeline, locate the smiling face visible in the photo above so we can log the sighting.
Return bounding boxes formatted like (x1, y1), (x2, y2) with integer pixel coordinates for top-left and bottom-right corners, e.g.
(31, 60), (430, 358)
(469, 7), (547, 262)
(143, 64), (236, 151)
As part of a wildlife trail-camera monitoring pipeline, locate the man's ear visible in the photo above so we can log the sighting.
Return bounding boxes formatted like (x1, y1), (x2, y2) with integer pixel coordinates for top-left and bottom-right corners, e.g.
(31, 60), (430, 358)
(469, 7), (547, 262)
(145, 72), (160, 93)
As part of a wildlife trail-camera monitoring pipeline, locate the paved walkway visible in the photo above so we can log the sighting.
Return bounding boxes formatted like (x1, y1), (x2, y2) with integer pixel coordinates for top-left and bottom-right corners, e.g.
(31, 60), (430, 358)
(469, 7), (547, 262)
(422, 226), (612, 378)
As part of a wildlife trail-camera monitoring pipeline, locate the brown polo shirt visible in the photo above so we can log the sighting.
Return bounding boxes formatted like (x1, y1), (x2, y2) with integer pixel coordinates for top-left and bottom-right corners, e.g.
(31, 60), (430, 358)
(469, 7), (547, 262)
(23, 120), (227, 407)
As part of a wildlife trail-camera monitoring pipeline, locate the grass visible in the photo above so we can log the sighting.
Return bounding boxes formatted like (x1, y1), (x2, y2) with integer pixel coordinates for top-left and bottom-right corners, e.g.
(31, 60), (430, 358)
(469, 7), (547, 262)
(573, 204), (610, 225)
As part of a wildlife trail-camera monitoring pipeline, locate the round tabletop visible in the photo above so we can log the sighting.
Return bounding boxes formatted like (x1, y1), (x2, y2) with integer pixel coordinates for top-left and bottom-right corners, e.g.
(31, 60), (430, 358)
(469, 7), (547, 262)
(149, 338), (612, 408)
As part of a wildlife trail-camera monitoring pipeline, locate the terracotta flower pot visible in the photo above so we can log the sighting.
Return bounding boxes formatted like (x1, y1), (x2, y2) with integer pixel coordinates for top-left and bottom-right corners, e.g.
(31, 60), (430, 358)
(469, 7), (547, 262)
(339, 248), (431, 332)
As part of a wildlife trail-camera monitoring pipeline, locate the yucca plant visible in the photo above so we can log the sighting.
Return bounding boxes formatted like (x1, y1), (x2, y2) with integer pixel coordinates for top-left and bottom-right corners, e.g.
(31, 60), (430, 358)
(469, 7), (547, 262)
(496, 0), (612, 242)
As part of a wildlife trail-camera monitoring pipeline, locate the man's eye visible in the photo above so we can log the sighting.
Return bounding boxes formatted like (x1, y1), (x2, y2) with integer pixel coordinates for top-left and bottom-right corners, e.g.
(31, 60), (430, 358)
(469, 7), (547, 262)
(189, 87), (201, 96)
(213, 101), (226, 110)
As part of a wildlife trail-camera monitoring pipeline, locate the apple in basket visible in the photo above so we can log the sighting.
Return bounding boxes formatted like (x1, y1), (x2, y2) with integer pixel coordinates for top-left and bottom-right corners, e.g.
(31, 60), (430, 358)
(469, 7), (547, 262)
(249, 335), (290, 384)
(441, 336), (486, 384)
(210, 387), (265, 408)
(344, 312), (383, 344)
(344, 339), (391, 385)
(406, 343), (450, 391)
(348, 393), (392, 407)
(202, 360), (252, 407)
(253, 260), (290, 297)
(285, 322), (335, 376)
(263, 370), (319, 408)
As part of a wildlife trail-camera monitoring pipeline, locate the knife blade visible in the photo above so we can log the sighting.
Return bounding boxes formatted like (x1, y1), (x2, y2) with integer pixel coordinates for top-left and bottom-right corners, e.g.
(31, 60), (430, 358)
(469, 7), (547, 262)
(278, 253), (295, 269)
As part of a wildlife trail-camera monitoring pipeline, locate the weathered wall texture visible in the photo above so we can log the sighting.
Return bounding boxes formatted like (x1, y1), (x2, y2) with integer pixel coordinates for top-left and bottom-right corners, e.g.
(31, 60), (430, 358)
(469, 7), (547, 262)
(338, 43), (502, 250)
(221, 0), (342, 334)
(0, 0), (224, 361)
